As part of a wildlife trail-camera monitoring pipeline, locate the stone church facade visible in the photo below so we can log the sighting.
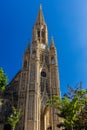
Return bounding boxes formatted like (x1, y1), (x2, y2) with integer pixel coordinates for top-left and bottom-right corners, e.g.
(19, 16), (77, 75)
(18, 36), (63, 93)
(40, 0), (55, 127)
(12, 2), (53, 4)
(0, 5), (61, 130)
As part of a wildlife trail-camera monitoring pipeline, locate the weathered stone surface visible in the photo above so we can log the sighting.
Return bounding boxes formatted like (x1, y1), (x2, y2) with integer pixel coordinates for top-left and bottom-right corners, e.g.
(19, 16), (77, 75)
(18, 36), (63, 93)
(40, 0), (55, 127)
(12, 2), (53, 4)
(0, 5), (61, 130)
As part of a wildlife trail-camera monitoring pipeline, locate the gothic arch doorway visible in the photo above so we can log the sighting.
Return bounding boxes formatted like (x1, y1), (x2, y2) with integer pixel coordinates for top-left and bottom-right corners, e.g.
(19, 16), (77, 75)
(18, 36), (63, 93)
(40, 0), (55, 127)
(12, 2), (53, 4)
(4, 124), (11, 130)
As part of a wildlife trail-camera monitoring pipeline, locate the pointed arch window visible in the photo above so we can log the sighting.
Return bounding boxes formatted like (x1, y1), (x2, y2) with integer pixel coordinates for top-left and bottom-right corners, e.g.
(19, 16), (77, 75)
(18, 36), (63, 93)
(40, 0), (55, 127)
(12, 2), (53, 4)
(42, 30), (45, 38)
(41, 29), (45, 43)
(38, 30), (40, 37)
(40, 54), (44, 63)
(41, 71), (46, 77)
(51, 57), (55, 64)
(45, 56), (48, 64)
(24, 60), (27, 68)
(40, 71), (47, 93)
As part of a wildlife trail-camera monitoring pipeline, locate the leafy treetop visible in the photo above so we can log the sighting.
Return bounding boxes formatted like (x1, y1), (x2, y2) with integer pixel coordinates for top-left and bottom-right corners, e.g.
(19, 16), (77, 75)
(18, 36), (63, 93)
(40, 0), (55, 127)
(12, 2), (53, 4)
(0, 67), (8, 91)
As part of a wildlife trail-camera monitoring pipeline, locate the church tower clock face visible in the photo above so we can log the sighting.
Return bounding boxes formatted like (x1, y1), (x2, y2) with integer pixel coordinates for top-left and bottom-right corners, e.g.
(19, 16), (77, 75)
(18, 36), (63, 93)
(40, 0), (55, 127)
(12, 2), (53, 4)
(41, 44), (46, 49)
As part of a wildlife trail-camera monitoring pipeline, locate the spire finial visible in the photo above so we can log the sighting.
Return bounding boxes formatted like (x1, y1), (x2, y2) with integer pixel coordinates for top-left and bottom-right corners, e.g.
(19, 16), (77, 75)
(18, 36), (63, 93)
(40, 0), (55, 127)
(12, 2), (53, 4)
(51, 36), (54, 45)
(40, 4), (42, 10)
(50, 36), (55, 48)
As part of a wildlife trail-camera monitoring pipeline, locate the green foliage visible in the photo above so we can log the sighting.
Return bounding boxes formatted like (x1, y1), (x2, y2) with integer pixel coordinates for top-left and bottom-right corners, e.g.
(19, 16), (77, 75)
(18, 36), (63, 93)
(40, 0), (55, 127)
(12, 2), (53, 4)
(75, 101), (87, 129)
(0, 67), (8, 91)
(0, 99), (3, 106)
(0, 67), (8, 106)
(8, 106), (22, 130)
(47, 87), (87, 130)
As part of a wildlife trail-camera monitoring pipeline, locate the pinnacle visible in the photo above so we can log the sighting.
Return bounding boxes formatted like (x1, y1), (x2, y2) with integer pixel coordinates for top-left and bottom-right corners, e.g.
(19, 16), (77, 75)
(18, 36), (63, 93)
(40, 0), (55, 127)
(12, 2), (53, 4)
(51, 37), (55, 47)
(40, 4), (42, 10)
(25, 42), (30, 52)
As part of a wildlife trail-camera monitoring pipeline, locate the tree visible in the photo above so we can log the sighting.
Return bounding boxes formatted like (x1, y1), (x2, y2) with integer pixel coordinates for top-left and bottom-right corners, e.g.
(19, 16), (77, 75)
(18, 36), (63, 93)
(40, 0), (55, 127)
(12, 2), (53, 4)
(47, 87), (87, 130)
(8, 106), (22, 130)
(64, 84), (87, 130)
(0, 67), (8, 91)
(0, 67), (8, 106)
(75, 101), (87, 129)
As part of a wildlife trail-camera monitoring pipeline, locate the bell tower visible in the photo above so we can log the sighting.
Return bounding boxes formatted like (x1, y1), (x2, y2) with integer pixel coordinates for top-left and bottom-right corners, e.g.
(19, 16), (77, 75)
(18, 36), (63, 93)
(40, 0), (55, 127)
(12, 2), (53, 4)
(18, 5), (61, 130)
(32, 5), (48, 45)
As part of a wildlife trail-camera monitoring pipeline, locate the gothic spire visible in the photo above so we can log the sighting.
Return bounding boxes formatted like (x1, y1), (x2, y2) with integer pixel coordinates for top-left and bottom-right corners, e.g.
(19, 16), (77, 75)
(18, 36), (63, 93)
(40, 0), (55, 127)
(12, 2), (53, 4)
(25, 42), (30, 53)
(36, 4), (45, 25)
(50, 37), (55, 48)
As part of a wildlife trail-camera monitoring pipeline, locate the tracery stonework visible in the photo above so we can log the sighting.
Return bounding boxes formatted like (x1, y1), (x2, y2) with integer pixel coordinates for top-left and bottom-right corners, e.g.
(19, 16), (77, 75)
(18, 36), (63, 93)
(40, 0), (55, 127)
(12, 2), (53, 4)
(0, 5), (61, 130)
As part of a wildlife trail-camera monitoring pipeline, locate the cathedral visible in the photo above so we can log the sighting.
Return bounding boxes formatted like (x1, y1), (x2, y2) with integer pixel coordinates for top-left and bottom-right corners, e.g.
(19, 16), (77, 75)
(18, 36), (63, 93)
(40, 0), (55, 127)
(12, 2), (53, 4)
(0, 5), (61, 130)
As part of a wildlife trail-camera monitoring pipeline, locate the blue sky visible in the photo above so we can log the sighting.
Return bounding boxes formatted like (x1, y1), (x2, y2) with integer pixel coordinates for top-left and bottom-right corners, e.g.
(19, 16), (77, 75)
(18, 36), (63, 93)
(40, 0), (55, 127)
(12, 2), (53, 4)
(0, 0), (87, 95)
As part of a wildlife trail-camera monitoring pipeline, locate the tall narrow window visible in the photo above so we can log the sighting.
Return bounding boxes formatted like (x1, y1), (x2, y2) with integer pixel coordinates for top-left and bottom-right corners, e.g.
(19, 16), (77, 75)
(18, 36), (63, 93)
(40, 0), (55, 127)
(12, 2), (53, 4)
(24, 60), (27, 68)
(38, 31), (40, 37)
(40, 71), (46, 93)
(42, 30), (45, 38)
(45, 56), (48, 64)
(42, 30), (45, 43)
(51, 57), (55, 64)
